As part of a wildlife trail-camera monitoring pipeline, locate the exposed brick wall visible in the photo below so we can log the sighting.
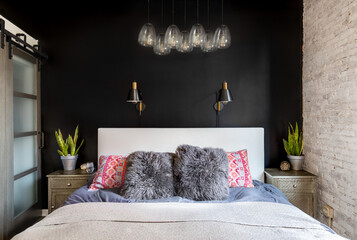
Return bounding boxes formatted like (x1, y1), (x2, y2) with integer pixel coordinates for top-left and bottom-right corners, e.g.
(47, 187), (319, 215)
(303, 0), (357, 238)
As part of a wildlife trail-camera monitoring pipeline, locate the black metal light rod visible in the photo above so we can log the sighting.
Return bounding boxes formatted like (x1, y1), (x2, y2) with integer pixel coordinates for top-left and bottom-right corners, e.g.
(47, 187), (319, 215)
(0, 18), (48, 60)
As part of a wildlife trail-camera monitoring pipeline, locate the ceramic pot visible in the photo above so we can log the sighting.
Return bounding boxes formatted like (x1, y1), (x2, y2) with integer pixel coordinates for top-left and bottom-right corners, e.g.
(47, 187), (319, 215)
(287, 155), (305, 170)
(60, 155), (78, 171)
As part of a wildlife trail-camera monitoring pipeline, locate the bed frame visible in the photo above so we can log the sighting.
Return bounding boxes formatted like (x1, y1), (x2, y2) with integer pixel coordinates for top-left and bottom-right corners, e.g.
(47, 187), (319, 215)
(98, 128), (265, 181)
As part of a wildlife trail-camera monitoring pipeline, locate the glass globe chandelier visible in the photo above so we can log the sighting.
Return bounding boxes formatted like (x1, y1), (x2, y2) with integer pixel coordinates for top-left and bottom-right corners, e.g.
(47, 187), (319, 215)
(137, 0), (231, 55)
(164, 0), (181, 49)
(189, 0), (205, 48)
(138, 0), (156, 47)
(214, 0), (231, 49)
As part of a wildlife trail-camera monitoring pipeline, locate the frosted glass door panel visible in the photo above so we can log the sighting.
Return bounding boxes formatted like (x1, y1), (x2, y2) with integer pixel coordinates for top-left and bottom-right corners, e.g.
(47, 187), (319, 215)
(13, 55), (36, 95)
(14, 136), (37, 176)
(14, 171), (38, 218)
(13, 97), (36, 133)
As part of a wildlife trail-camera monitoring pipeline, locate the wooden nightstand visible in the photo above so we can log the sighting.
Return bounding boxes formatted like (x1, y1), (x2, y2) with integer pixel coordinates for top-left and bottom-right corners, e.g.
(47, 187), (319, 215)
(47, 169), (92, 213)
(264, 168), (317, 218)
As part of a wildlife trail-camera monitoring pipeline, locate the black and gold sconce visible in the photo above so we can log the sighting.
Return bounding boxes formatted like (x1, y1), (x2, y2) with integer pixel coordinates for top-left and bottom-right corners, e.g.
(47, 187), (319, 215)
(127, 81), (146, 125)
(214, 81), (233, 127)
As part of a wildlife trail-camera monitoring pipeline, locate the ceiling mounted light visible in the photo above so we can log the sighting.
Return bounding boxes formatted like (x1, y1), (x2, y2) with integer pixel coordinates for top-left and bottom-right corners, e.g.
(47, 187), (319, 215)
(164, 0), (181, 49)
(189, 0), (205, 48)
(138, 0), (156, 47)
(214, 0), (231, 49)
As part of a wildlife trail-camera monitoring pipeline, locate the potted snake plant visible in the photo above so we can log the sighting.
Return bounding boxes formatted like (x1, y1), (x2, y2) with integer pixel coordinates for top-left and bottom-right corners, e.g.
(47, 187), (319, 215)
(55, 125), (84, 171)
(283, 122), (304, 170)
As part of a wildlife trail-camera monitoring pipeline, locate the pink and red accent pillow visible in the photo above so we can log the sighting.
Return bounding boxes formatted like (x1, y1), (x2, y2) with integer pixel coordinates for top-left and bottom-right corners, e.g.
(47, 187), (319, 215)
(227, 150), (254, 188)
(88, 155), (127, 191)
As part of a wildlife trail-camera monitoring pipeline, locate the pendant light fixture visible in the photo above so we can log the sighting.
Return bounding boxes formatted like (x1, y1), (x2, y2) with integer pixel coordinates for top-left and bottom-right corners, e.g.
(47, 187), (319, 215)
(177, 0), (193, 53)
(154, 0), (171, 55)
(138, 0), (156, 47)
(164, 0), (181, 49)
(214, 0), (231, 49)
(201, 0), (217, 52)
(189, 0), (205, 48)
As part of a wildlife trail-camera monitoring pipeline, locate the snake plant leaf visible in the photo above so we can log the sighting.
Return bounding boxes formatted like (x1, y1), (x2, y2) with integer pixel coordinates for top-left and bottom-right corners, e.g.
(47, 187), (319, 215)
(57, 149), (64, 156)
(68, 134), (76, 156)
(55, 130), (64, 152)
(75, 139), (84, 155)
(283, 139), (290, 155)
(73, 125), (79, 145)
(294, 122), (299, 143)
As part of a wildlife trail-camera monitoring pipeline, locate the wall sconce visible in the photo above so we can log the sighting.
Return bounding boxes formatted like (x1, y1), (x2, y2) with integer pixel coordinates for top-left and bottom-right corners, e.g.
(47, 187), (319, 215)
(213, 81), (233, 127)
(127, 81), (146, 125)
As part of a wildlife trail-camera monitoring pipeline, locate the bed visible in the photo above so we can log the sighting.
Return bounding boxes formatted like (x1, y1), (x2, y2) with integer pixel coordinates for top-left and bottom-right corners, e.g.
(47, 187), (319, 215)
(13, 128), (346, 240)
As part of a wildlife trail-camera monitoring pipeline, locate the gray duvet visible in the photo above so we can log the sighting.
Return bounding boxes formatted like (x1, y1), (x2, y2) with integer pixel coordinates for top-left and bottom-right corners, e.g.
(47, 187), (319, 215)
(13, 201), (346, 240)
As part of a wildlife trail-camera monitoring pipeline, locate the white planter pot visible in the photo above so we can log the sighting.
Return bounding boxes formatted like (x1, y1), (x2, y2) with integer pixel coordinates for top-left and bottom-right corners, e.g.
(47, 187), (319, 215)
(60, 155), (78, 171)
(287, 155), (305, 170)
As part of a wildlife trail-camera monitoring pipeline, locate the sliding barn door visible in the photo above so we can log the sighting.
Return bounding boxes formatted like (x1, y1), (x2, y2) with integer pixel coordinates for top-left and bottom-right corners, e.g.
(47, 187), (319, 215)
(12, 47), (42, 235)
(0, 43), (42, 239)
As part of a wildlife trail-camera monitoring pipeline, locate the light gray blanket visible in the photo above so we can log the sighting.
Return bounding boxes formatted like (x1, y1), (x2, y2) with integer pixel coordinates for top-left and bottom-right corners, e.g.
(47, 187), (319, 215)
(13, 202), (347, 240)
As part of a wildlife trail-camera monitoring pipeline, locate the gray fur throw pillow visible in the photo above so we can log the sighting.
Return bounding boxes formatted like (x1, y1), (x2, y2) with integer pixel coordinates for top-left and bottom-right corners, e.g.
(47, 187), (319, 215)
(174, 145), (229, 201)
(120, 151), (175, 200)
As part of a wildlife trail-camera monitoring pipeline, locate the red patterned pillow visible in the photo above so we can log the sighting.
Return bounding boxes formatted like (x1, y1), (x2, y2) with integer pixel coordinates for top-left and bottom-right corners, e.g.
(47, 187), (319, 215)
(88, 155), (127, 191)
(227, 150), (254, 188)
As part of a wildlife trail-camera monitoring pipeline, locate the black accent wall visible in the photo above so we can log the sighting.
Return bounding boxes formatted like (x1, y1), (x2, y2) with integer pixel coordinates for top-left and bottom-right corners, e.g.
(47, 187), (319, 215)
(0, 0), (302, 207)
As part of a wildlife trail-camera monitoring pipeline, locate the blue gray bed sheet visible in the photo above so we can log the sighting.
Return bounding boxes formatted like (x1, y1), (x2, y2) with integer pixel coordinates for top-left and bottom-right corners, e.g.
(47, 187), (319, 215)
(63, 180), (291, 206)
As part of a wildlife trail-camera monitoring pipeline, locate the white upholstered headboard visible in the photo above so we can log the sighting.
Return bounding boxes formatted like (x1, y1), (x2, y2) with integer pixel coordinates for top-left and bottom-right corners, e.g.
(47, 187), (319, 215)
(98, 128), (265, 181)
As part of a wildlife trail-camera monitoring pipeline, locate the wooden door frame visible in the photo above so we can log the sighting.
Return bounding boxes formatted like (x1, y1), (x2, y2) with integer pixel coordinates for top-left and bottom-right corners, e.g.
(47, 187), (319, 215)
(0, 38), (14, 240)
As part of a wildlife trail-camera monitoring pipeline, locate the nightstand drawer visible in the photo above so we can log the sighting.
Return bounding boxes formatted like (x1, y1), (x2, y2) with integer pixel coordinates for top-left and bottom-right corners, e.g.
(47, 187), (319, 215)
(274, 179), (315, 191)
(49, 178), (88, 189)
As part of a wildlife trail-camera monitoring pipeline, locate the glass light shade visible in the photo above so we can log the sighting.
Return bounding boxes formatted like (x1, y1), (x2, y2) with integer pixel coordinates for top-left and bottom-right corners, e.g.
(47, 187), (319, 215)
(154, 33), (171, 55)
(138, 23), (156, 47)
(214, 25), (231, 49)
(164, 25), (181, 49)
(177, 31), (193, 53)
(201, 30), (217, 52)
(189, 23), (206, 47)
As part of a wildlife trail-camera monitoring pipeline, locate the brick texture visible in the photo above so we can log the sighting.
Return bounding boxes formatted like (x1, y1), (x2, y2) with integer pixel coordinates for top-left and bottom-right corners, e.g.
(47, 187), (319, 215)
(303, 0), (357, 239)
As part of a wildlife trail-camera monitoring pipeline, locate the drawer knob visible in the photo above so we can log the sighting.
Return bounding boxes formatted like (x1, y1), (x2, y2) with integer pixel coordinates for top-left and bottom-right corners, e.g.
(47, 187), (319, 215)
(51, 206), (55, 209)
(293, 184), (297, 188)
(67, 183), (71, 187)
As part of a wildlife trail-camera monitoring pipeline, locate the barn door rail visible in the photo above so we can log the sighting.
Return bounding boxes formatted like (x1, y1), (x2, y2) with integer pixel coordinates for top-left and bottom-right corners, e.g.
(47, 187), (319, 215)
(0, 18), (48, 64)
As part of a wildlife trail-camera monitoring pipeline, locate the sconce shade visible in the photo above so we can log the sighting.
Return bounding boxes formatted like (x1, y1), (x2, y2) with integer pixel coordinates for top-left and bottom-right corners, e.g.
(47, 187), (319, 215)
(127, 81), (143, 103)
(218, 81), (233, 103)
